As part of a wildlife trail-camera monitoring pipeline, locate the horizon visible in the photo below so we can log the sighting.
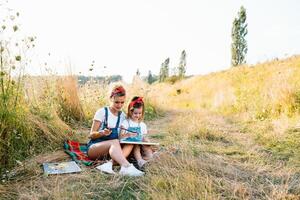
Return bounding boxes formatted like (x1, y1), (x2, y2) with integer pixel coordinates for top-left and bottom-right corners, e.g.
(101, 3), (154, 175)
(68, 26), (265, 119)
(2, 0), (300, 83)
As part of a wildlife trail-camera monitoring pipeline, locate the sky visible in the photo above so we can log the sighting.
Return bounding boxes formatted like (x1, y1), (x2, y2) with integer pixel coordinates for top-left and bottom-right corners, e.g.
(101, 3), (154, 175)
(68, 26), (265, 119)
(2, 0), (300, 82)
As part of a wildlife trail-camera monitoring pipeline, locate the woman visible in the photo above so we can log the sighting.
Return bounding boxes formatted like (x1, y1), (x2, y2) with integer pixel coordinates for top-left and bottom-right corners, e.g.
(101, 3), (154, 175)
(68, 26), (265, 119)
(87, 85), (144, 176)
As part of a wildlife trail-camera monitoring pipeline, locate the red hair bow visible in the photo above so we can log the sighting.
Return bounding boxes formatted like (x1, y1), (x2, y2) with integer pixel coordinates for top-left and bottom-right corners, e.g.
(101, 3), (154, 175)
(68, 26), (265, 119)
(110, 86), (125, 98)
(129, 97), (143, 108)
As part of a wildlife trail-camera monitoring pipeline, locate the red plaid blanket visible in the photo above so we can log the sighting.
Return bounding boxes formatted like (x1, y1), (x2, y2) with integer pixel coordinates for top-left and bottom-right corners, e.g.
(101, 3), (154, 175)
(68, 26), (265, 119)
(63, 140), (94, 166)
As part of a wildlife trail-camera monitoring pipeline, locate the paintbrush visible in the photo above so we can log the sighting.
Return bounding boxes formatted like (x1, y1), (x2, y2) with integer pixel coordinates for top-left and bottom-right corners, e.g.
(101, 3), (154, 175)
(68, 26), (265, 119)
(119, 127), (138, 134)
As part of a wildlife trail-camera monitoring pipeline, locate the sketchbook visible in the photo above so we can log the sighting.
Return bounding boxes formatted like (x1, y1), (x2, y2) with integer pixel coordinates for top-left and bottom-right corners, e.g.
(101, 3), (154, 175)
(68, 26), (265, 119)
(43, 161), (82, 175)
(120, 140), (159, 146)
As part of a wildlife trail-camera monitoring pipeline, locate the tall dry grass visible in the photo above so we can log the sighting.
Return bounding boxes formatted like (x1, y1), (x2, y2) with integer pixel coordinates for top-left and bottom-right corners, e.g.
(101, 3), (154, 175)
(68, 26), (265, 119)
(146, 55), (300, 168)
(2, 54), (300, 199)
(56, 76), (85, 123)
(148, 55), (300, 118)
(0, 74), (89, 176)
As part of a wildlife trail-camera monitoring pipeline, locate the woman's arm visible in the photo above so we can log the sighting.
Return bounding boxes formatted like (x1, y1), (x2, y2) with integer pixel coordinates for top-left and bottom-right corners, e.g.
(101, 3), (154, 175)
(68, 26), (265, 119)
(119, 127), (127, 139)
(89, 120), (111, 139)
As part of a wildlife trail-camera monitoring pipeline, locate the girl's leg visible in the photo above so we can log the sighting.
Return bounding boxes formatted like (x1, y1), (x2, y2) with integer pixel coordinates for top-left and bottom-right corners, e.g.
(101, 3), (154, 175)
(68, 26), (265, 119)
(142, 145), (153, 160)
(133, 145), (143, 161)
(134, 145), (147, 168)
(141, 138), (154, 160)
(88, 139), (130, 166)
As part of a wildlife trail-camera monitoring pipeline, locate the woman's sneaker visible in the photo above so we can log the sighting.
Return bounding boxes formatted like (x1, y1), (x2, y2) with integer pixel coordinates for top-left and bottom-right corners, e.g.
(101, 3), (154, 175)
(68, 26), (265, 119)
(119, 164), (144, 176)
(96, 161), (115, 174)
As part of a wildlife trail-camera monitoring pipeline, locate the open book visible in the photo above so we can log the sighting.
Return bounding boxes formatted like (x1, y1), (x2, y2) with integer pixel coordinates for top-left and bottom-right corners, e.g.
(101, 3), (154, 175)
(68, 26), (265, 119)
(119, 127), (159, 146)
(120, 140), (159, 145)
(43, 161), (82, 175)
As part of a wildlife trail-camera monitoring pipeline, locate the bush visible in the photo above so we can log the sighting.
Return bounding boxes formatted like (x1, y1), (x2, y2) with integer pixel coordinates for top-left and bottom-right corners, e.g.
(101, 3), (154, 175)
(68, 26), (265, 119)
(144, 99), (163, 121)
(0, 94), (35, 174)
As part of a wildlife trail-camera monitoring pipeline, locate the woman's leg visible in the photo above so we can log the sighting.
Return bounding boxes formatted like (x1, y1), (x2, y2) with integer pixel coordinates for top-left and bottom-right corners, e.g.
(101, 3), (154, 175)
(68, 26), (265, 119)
(88, 139), (129, 166)
(112, 144), (134, 165)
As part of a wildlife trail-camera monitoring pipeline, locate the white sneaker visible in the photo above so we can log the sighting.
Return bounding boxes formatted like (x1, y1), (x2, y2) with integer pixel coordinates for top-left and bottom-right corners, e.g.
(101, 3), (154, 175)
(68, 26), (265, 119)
(137, 159), (147, 168)
(119, 164), (144, 177)
(96, 161), (115, 174)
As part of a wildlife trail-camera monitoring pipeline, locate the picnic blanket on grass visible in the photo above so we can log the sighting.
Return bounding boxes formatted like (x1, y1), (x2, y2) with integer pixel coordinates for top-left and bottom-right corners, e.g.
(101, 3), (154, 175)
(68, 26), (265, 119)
(63, 140), (94, 166)
(63, 140), (159, 168)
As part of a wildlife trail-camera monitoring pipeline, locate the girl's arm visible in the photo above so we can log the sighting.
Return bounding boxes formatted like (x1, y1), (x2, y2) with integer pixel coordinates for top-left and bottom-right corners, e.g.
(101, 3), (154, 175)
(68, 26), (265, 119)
(119, 126), (137, 139)
(89, 120), (111, 139)
(141, 122), (151, 142)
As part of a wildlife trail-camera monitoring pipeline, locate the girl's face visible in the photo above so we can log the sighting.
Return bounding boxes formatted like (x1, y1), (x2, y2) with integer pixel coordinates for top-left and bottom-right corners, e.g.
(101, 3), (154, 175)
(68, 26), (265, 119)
(111, 96), (126, 111)
(131, 107), (143, 121)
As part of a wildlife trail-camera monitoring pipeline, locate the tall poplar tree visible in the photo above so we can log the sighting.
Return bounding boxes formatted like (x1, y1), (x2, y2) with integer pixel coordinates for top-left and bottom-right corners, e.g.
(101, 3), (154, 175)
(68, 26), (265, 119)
(231, 6), (248, 66)
(159, 58), (170, 82)
(178, 50), (186, 78)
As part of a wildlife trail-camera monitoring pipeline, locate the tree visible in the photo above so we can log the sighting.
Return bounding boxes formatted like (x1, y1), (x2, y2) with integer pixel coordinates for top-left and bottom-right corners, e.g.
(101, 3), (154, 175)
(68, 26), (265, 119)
(164, 58), (169, 78)
(159, 63), (164, 82)
(231, 6), (248, 67)
(178, 50), (186, 78)
(159, 58), (170, 82)
(147, 70), (154, 84)
(136, 68), (140, 76)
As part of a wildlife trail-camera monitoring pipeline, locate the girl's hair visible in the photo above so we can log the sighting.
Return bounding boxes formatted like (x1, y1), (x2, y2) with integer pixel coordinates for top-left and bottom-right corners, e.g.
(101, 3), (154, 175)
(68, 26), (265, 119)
(127, 96), (145, 121)
(110, 85), (126, 98)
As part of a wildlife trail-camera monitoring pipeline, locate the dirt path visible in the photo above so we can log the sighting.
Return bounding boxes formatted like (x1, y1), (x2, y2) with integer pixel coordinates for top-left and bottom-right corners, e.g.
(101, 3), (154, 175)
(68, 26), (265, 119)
(146, 108), (300, 199)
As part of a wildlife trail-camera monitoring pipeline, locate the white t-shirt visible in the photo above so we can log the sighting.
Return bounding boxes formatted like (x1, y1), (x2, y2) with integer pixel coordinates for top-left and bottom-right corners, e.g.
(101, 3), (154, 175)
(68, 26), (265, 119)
(93, 107), (126, 129)
(121, 119), (147, 135)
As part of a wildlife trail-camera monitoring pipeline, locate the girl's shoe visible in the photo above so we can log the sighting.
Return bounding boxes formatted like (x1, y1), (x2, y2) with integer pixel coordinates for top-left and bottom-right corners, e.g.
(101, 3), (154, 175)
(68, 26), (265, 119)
(137, 159), (147, 168)
(119, 164), (144, 176)
(96, 161), (115, 174)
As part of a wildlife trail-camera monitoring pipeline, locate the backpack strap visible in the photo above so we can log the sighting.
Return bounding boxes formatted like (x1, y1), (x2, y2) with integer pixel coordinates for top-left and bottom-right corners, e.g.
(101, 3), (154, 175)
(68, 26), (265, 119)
(103, 107), (108, 128)
(115, 111), (121, 128)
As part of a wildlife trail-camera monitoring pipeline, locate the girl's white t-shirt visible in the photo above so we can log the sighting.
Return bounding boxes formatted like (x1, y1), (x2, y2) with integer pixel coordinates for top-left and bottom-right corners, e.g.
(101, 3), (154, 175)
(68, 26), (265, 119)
(121, 119), (147, 135)
(93, 107), (126, 129)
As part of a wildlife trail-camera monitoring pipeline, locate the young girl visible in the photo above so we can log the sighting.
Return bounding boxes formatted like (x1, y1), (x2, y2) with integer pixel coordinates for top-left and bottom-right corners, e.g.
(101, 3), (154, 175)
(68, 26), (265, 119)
(120, 96), (153, 168)
(87, 85), (144, 176)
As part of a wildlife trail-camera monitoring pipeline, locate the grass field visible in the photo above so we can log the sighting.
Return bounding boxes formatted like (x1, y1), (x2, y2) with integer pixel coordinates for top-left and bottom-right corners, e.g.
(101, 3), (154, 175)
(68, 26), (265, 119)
(1, 56), (300, 199)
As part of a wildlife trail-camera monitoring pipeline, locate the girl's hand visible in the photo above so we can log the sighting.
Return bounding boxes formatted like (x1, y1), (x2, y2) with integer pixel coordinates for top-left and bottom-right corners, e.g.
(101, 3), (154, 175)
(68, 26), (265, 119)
(128, 132), (138, 137)
(142, 137), (150, 142)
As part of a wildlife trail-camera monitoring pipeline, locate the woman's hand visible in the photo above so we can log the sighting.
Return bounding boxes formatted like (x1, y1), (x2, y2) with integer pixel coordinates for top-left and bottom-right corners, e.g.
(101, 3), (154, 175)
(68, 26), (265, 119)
(102, 128), (112, 136)
(89, 128), (112, 139)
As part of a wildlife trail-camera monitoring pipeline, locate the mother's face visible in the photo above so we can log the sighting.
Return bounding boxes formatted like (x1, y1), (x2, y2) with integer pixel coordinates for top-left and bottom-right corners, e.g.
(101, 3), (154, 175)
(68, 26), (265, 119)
(111, 96), (126, 111)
